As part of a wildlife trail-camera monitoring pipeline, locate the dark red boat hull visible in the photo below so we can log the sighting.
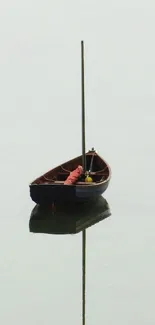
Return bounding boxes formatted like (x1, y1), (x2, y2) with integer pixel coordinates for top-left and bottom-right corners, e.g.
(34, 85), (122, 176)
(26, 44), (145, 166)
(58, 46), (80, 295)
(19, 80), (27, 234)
(30, 179), (110, 204)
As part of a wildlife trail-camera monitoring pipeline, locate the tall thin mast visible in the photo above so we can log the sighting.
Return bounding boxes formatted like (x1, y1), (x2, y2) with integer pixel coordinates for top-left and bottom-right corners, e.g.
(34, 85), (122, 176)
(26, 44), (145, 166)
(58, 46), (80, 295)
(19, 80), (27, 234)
(81, 40), (86, 172)
(81, 40), (87, 325)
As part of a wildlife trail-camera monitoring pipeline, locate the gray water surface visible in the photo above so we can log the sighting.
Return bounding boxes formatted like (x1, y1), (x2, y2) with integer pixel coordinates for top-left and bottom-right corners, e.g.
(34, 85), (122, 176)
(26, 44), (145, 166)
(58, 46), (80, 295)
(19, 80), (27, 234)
(0, 1), (155, 324)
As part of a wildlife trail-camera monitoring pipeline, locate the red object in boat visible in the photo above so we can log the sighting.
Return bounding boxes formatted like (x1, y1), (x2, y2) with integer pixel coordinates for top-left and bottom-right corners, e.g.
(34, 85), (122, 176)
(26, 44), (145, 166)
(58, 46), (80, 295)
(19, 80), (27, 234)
(64, 165), (83, 185)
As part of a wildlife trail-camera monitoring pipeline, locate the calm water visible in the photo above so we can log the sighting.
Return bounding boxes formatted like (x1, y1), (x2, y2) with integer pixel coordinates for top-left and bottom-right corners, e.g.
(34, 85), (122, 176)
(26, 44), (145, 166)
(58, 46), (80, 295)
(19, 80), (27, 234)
(1, 1), (155, 324)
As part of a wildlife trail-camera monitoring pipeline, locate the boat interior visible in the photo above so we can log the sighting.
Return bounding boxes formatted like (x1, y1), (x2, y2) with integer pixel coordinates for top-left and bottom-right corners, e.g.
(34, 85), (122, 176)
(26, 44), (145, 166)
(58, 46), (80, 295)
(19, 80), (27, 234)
(32, 152), (110, 185)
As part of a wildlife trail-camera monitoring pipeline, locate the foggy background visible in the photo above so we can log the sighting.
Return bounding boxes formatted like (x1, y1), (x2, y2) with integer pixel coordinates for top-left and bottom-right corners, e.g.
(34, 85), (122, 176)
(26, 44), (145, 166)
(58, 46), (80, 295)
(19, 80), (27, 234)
(0, 0), (155, 324)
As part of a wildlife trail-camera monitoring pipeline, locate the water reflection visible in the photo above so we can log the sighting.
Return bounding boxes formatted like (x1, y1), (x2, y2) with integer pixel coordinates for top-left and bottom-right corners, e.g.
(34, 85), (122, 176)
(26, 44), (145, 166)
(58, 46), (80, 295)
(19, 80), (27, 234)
(29, 196), (111, 235)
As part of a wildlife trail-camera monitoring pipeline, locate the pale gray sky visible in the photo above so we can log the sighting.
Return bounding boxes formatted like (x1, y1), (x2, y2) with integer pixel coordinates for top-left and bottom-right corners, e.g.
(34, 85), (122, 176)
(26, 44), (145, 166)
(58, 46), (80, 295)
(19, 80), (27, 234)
(0, 0), (155, 324)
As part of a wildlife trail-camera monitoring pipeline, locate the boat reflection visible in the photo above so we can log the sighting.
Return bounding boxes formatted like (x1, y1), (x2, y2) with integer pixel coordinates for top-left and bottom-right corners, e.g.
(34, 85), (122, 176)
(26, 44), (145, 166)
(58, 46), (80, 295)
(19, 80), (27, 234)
(29, 195), (111, 235)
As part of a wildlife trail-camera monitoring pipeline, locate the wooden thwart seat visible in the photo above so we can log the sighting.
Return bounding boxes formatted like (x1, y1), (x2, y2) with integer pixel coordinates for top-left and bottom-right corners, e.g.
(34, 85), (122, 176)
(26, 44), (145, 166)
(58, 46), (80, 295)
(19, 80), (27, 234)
(53, 181), (96, 185)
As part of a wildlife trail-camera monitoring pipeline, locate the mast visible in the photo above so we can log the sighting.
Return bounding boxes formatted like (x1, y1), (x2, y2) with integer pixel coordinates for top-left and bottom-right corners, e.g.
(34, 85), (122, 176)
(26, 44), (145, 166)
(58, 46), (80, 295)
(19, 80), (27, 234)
(81, 40), (86, 325)
(81, 40), (86, 172)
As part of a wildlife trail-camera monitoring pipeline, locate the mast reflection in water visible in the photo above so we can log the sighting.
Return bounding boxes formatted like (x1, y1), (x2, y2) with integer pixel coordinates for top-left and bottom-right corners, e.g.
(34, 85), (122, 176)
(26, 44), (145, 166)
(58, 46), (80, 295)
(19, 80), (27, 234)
(29, 195), (111, 235)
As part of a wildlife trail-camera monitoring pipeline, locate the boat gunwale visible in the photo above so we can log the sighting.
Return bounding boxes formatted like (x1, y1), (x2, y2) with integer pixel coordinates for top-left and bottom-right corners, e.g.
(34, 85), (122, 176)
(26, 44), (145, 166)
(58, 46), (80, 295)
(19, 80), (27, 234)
(29, 151), (111, 186)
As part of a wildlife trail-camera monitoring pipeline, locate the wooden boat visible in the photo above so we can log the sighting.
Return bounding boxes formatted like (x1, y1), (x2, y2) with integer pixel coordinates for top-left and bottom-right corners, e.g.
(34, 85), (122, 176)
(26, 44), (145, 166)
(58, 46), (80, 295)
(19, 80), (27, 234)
(29, 42), (111, 204)
(29, 195), (111, 235)
(29, 148), (111, 204)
